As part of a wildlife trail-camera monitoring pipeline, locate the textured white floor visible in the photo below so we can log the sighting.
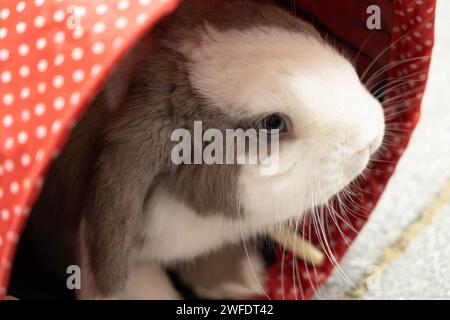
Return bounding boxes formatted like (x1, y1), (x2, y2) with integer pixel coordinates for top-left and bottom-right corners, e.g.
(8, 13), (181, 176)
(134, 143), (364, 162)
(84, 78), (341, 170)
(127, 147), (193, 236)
(318, 1), (450, 299)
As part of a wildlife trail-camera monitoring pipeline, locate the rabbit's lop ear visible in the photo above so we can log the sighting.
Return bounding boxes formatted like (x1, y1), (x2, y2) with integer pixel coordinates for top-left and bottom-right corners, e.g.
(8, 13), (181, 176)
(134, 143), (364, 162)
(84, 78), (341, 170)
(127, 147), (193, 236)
(82, 93), (171, 296)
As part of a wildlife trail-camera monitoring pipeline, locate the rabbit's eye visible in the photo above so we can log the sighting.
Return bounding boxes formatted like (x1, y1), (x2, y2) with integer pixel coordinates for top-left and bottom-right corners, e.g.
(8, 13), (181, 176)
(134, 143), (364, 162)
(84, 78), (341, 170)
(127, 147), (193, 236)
(256, 114), (287, 133)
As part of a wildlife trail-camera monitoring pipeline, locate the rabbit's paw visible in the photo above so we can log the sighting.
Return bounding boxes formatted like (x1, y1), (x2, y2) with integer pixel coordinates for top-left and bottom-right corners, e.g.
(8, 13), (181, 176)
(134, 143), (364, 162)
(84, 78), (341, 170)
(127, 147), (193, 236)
(177, 246), (267, 299)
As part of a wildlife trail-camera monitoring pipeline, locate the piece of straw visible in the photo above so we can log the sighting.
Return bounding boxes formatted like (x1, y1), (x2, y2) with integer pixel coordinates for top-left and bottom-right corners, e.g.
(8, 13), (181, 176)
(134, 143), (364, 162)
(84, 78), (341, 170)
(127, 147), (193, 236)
(269, 228), (325, 266)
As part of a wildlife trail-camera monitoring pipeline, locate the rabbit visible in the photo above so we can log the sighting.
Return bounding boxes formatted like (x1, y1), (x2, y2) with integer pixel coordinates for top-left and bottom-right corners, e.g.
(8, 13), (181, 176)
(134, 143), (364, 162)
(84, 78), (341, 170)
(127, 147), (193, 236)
(20, 0), (385, 299)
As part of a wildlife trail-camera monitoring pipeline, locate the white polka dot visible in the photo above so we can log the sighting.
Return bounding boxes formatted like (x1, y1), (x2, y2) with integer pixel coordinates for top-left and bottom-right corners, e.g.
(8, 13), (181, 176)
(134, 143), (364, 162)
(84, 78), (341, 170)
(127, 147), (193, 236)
(1, 209), (9, 221)
(23, 178), (31, 189)
(91, 64), (102, 77)
(54, 54), (64, 66)
(70, 92), (80, 105)
(0, 27), (7, 39)
(93, 22), (106, 34)
(16, 1), (26, 12)
(73, 5), (87, 17)
(53, 97), (65, 110)
(54, 31), (65, 43)
(96, 4), (108, 15)
(136, 13), (148, 25)
(34, 15), (46, 28)
(51, 120), (62, 133)
(426, 22), (433, 29)
(112, 37), (123, 48)
(17, 131), (28, 144)
(35, 0), (45, 7)
(3, 93), (14, 105)
(16, 21), (27, 33)
(115, 17), (128, 29)
(7, 230), (18, 241)
(36, 83), (46, 95)
(140, 0), (152, 6)
(118, 0), (130, 10)
(73, 69), (85, 83)
(1, 71), (12, 83)
(20, 87), (31, 100)
(73, 27), (84, 39)
(18, 43), (29, 56)
(36, 37), (47, 50)
(36, 125), (47, 139)
(19, 65), (31, 77)
(21, 154), (31, 167)
(0, 48), (9, 61)
(0, 8), (10, 20)
(20, 110), (31, 122)
(4, 160), (14, 172)
(53, 10), (65, 22)
(71, 47), (84, 60)
(9, 181), (20, 194)
(4, 138), (14, 150)
(13, 205), (23, 215)
(35, 103), (46, 116)
(92, 41), (105, 55)
(2, 115), (13, 128)
(53, 75), (64, 88)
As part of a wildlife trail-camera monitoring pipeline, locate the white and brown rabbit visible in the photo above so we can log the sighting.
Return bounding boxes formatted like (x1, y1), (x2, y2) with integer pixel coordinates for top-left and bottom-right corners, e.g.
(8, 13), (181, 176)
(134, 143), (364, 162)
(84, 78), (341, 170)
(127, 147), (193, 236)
(20, 0), (384, 299)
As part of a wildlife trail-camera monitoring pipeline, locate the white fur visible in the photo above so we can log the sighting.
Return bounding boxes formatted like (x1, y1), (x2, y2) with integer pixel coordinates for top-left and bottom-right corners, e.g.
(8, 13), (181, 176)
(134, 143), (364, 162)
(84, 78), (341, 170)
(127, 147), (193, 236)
(111, 25), (385, 299)
(137, 187), (271, 263)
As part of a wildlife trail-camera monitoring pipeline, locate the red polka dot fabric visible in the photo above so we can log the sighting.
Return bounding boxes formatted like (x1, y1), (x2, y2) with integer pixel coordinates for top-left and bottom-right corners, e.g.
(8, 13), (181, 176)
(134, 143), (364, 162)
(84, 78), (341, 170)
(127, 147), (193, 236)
(0, 0), (180, 298)
(0, 0), (435, 299)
